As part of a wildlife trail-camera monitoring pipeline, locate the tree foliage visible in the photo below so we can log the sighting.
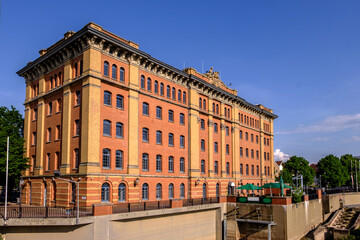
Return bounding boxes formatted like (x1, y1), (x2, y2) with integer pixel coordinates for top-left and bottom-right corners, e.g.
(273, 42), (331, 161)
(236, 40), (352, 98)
(317, 154), (348, 188)
(278, 156), (315, 187)
(0, 106), (29, 191)
(340, 154), (359, 187)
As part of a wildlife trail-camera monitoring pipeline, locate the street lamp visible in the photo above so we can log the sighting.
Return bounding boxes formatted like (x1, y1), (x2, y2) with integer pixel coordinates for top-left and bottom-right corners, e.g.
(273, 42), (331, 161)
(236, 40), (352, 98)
(53, 170), (79, 224)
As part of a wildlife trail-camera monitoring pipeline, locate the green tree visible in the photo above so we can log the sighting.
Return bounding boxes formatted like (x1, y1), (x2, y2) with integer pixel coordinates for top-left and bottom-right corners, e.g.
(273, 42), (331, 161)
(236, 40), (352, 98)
(0, 106), (29, 193)
(340, 154), (359, 187)
(277, 156), (315, 187)
(317, 155), (347, 188)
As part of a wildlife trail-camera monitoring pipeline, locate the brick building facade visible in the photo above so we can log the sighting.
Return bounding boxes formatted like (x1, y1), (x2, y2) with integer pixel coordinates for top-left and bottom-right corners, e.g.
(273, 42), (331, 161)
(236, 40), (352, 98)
(17, 22), (277, 208)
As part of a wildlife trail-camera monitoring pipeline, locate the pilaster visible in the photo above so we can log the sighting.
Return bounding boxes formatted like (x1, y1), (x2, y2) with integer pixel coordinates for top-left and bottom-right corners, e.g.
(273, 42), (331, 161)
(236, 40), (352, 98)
(24, 105), (31, 176)
(61, 85), (72, 174)
(232, 107), (240, 181)
(220, 103), (226, 177)
(270, 119), (274, 179)
(259, 116), (265, 185)
(208, 99), (214, 178)
(35, 97), (45, 175)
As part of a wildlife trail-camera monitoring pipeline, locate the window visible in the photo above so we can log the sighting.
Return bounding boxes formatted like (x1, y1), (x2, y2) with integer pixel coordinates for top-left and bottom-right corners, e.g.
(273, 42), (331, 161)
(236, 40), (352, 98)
(156, 131), (162, 144)
(256, 150), (259, 159)
(201, 139), (205, 151)
(201, 160), (205, 174)
(71, 183), (76, 203)
(180, 158), (185, 172)
(178, 89), (181, 102)
(75, 91), (81, 106)
(142, 128), (149, 142)
(112, 64), (117, 79)
(55, 152), (60, 169)
(116, 95), (124, 109)
(224, 107), (227, 117)
(118, 183), (126, 201)
(168, 133), (174, 146)
(32, 132), (37, 145)
(115, 122), (123, 138)
(156, 106), (162, 119)
(179, 113), (185, 125)
(119, 68), (125, 82)
(199, 98), (202, 109)
(142, 102), (149, 115)
(141, 75), (145, 89)
(212, 103), (215, 113)
(47, 153), (51, 171)
(104, 91), (112, 106)
(264, 166), (267, 176)
(57, 98), (61, 112)
(160, 83), (164, 95)
(246, 164), (249, 176)
(226, 162), (230, 174)
(147, 78), (151, 91)
(75, 120), (80, 136)
(115, 150), (123, 169)
(168, 110), (174, 122)
(202, 184), (207, 198)
(267, 139), (270, 146)
(214, 161), (218, 174)
(240, 147), (243, 157)
(240, 130), (243, 139)
(216, 183), (220, 197)
(256, 166), (259, 176)
(74, 149), (80, 169)
(226, 144), (229, 155)
(180, 135), (185, 148)
(103, 120), (111, 136)
(169, 184), (174, 199)
(216, 104), (219, 114)
(182, 91), (186, 103)
(251, 134), (254, 142)
(156, 183), (162, 199)
(246, 148), (249, 157)
(268, 167), (270, 176)
(180, 183), (185, 198)
(172, 87), (176, 100)
(48, 102), (52, 115)
(102, 149), (110, 168)
(142, 183), (149, 200)
(256, 135), (258, 143)
(267, 153), (270, 161)
(33, 108), (37, 120)
(226, 127), (229, 136)
(47, 128), (51, 142)
(245, 132), (248, 141)
(240, 164), (243, 175)
(251, 165), (254, 176)
(103, 61), (109, 77)
(251, 149), (254, 158)
(168, 156), (174, 172)
(264, 152), (267, 160)
(214, 142), (218, 153)
(200, 119), (205, 130)
(228, 109), (230, 118)
(156, 155), (162, 172)
(264, 137), (266, 145)
(55, 125), (61, 140)
(154, 81), (158, 93)
(167, 85), (170, 98)
(214, 123), (218, 133)
(203, 99), (206, 110)
(142, 153), (149, 171)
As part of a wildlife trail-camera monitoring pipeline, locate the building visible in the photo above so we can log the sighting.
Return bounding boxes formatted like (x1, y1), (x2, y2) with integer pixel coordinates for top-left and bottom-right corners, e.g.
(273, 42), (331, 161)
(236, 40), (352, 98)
(17, 22), (277, 208)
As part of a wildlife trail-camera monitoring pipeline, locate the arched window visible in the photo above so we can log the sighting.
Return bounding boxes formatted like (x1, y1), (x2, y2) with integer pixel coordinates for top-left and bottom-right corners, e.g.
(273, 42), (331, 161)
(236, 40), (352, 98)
(142, 153), (149, 171)
(104, 61), (109, 77)
(140, 75), (145, 89)
(199, 98), (202, 109)
(168, 133), (174, 146)
(180, 157), (185, 172)
(104, 91), (112, 106)
(147, 78), (152, 91)
(214, 123), (218, 133)
(101, 183), (110, 202)
(74, 149), (80, 169)
(160, 83), (164, 95)
(142, 183), (149, 200)
(180, 135), (185, 148)
(118, 183), (126, 201)
(240, 164), (243, 175)
(50, 76), (53, 89)
(156, 183), (162, 199)
(172, 87), (176, 100)
(251, 149), (254, 158)
(156, 131), (162, 144)
(75, 91), (81, 106)
(212, 103), (215, 113)
(119, 68), (125, 82)
(180, 183), (185, 198)
(246, 164), (249, 176)
(142, 128), (149, 142)
(54, 74), (58, 87)
(228, 109), (230, 118)
(214, 161), (218, 174)
(201, 160), (205, 174)
(156, 106), (162, 119)
(154, 81), (159, 94)
(216, 104), (219, 114)
(226, 162), (230, 174)
(116, 122), (123, 138)
(103, 120), (111, 136)
(178, 90), (181, 101)
(203, 99), (206, 110)
(142, 102), (149, 115)
(167, 85), (170, 98)
(115, 150), (123, 169)
(102, 149), (110, 168)
(116, 95), (124, 109)
(240, 130), (243, 139)
(112, 64), (117, 79)
(202, 183), (207, 198)
(182, 91), (186, 103)
(169, 183), (174, 199)
(168, 156), (174, 172)
(251, 165), (254, 176)
(256, 165), (259, 176)
(156, 155), (162, 172)
(216, 183), (220, 197)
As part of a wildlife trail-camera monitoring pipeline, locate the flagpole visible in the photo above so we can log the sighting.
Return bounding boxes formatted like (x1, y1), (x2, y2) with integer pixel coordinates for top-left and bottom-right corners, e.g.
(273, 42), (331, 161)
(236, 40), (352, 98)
(5, 136), (9, 225)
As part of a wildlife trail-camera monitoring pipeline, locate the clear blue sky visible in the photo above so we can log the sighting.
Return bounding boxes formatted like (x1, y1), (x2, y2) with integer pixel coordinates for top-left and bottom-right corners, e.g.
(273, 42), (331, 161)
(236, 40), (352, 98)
(1, 0), (359, 163)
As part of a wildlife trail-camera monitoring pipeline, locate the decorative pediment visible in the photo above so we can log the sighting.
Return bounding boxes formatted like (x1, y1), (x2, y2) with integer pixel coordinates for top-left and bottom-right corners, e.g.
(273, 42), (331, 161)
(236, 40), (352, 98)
(204, 67), (225, 88)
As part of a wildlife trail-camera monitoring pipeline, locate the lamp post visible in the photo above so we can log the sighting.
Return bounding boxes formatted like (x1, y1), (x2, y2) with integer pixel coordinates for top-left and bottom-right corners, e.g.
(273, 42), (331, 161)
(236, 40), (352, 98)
(19, 178), (24, 218)
(53, 170), (79, 224)
(4, 137), (9, 225)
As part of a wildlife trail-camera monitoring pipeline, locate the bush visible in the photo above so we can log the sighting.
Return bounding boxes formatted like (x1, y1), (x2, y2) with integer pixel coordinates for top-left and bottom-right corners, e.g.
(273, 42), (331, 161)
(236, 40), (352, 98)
(292, 189), (303, 203)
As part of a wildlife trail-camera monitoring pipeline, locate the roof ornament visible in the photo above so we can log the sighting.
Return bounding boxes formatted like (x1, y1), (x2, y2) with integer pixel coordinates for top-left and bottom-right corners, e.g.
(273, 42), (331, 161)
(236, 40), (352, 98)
(205, 67), (224, 87)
